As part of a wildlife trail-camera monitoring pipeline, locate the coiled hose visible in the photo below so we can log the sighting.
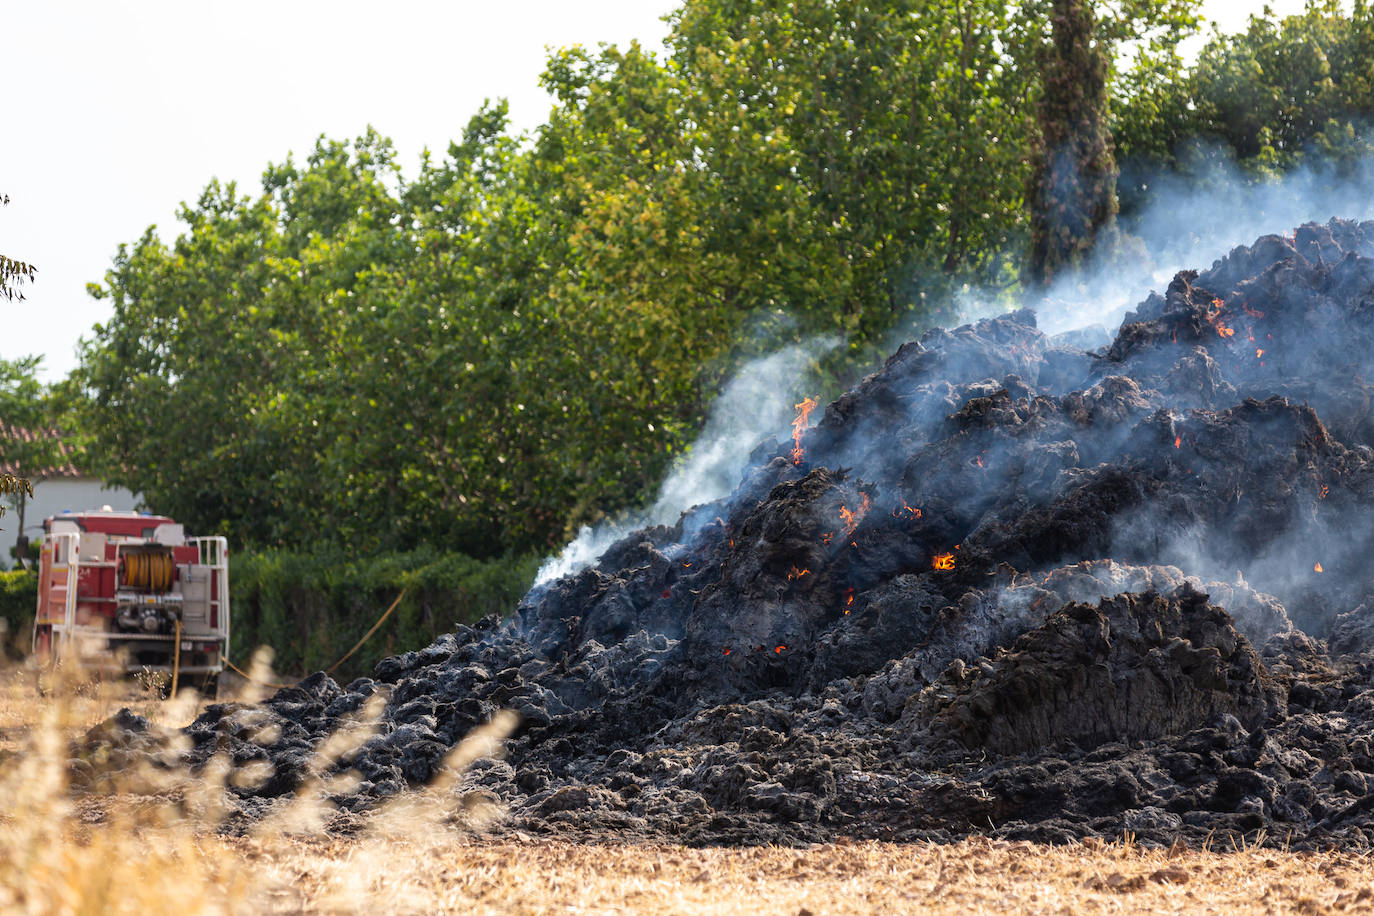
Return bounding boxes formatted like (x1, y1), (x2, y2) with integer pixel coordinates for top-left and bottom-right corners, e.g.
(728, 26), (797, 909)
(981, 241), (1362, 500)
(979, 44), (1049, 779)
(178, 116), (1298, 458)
(123, 551), (175, 591)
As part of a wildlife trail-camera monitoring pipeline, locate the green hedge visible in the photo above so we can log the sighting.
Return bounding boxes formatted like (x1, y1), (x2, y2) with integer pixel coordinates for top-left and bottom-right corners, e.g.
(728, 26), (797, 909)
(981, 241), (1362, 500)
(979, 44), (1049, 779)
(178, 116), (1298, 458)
(228, 547), (539, 681)
(0, 569), (36, 659)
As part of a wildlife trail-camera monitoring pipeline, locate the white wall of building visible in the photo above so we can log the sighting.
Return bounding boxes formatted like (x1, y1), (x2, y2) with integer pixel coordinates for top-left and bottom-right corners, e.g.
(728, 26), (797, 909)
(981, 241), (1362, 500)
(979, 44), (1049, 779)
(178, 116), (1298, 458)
(3, 477), (143, 566)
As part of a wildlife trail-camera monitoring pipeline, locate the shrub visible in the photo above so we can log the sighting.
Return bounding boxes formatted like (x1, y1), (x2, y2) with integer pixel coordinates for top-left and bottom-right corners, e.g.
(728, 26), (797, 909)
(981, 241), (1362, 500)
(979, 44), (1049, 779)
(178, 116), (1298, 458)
(229, 548), (538, 680)
(0, 569), (36, 659)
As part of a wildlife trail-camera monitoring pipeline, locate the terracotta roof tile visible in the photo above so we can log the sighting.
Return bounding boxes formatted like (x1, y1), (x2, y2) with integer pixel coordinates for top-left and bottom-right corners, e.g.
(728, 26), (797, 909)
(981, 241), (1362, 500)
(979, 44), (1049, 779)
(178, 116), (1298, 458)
(0, 424), (83, 479)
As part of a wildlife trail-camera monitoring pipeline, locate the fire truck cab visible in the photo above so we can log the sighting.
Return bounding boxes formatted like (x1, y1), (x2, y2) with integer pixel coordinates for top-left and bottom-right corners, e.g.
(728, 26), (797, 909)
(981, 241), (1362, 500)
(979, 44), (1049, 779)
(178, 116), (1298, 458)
(31, 508), (228, 691)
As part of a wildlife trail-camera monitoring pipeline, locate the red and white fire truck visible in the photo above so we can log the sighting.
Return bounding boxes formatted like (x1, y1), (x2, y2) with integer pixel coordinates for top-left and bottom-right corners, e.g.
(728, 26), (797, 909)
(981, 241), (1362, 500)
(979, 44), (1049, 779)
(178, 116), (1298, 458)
(31, 508), (229, 692)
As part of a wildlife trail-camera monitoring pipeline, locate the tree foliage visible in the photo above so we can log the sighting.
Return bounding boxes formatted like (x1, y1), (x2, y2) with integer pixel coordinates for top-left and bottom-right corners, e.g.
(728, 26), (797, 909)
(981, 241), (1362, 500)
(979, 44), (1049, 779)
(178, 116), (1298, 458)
(73, 0), (1374, 560)
(1116, 0), (1374, 179)
(0, 194), (36, 303)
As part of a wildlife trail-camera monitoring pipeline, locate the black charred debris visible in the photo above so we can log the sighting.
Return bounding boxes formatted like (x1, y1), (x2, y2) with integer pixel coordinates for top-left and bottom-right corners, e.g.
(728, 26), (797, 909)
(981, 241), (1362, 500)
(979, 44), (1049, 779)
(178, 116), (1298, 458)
(81, 220), (1374, 849)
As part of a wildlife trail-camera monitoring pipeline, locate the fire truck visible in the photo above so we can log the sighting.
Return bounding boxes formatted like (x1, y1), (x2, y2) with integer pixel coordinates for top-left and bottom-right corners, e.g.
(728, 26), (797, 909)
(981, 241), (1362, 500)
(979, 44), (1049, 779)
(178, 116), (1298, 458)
(31, 508), (229, 693)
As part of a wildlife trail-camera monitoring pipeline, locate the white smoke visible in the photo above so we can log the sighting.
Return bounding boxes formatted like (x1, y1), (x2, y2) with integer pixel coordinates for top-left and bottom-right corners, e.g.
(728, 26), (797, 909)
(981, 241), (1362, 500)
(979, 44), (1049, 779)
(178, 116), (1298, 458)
(533, 336), (839, 586)
(1050, 147), (1374, 335)
(957, 145), (1374, 338)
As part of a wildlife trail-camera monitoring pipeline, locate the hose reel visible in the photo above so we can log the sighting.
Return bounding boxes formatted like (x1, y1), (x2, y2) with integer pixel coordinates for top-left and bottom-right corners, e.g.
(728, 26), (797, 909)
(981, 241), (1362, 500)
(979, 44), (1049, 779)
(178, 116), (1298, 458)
(121, 547), (176, 592)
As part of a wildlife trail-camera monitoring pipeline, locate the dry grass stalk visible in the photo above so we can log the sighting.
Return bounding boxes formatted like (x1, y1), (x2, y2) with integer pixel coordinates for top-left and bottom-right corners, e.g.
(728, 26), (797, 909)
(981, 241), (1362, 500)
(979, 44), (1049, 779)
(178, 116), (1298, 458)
(2, 660), (1372, 915)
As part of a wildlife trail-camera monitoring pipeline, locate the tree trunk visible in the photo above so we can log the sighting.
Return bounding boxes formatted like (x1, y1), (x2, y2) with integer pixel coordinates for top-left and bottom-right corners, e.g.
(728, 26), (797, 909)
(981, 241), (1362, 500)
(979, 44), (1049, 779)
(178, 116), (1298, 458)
(1026, 0), (1119, 289)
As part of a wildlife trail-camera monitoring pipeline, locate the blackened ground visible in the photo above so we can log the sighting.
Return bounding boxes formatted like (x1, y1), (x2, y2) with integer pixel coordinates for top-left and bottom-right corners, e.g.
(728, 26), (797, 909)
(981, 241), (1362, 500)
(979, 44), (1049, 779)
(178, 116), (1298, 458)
(80, 219), (1374, 849)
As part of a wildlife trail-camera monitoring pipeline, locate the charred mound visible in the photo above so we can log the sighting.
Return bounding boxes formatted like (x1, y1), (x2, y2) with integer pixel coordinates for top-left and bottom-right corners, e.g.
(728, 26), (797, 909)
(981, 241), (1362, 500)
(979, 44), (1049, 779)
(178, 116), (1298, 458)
(84, 219), (1374, 849)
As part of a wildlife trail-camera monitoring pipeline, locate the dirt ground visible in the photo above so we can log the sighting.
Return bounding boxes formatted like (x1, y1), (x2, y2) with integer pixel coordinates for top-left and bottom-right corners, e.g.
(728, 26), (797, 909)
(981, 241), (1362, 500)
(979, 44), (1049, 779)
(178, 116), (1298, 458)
(3, 670), (1373, 915)
(234, 834), (1374, 915)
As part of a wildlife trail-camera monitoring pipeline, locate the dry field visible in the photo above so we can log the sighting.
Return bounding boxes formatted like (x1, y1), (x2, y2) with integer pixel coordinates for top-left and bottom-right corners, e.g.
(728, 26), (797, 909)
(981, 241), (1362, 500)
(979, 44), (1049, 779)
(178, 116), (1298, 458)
(1, 667), (1372, 915)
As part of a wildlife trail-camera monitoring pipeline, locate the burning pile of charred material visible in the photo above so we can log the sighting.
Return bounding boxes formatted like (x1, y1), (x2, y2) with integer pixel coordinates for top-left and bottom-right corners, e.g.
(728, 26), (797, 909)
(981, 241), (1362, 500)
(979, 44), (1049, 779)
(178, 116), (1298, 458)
(84, 220), (1374, 848)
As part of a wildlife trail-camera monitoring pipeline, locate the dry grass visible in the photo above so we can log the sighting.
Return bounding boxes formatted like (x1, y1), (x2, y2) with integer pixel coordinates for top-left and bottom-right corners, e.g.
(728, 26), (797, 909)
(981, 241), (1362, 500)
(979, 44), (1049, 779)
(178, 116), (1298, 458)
(1, 666), (1372, 915)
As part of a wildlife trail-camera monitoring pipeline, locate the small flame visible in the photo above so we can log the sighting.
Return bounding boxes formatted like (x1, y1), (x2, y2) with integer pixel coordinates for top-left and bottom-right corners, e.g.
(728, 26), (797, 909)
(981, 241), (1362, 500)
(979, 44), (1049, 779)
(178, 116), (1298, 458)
(891, 500), (923, 520)
(1315, 562), (1325, 573)
(844, 586), (855, 614)
(682, 562), (692, 568)
(821, 531), (834, 545)
(722, 647), (731, 656)
(838, 493), (871, 537)
(1256, 348), (1265, 358)
(933, 552), (956, 571)
(1321, 484), (1329, 499)
(975, 455), (985, 469)
(786, 566), (810, 581)
(1206, 298), (1237, 338)
(1174, 436), (1181, 449)
(775, 645), (786, 654)
(790, 396), (820, 466)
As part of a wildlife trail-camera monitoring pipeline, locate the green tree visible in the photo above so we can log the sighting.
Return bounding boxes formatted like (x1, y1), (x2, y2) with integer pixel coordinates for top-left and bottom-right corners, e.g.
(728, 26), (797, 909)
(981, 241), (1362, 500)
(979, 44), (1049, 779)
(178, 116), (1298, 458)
(0, 356), (59, 554)
(1115, 0), (1374, 179)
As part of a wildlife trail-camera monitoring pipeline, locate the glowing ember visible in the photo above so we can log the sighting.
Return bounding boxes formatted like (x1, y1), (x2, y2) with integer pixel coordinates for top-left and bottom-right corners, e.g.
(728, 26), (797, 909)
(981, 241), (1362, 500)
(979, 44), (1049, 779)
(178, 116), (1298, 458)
(790, 396), (820, 466)
(662, 588), (671, 599)
(722, 647), (731, 656)
(1315, 562), (1325, 573)
(786, 566), (810, 581)
(1321, 484), (1330, 499)
(682, 562), (692, 568)
(891, 500), (923, 520)
(774, 645), (786, 654)
(1207, 298), (1237, 338)
(821, 531), (834, 545)
(838, 493), (871, 537)
(933, 552), (956, 571)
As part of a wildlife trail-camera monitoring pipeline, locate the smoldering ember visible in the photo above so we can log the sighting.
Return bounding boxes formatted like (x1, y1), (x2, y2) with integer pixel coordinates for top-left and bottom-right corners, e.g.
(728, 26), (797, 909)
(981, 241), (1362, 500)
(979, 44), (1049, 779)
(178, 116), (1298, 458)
(81, 220), (1374, 849)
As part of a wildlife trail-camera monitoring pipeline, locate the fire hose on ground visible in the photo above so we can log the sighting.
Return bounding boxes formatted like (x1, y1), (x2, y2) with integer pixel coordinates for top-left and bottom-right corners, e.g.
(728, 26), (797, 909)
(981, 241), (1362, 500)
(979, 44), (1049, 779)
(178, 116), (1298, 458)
(215, 588), (408, 692)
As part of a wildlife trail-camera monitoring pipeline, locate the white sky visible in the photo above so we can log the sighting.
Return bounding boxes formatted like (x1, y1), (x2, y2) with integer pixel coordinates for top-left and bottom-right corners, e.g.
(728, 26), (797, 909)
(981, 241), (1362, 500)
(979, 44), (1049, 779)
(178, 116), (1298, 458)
(0, 0), (1310, 382)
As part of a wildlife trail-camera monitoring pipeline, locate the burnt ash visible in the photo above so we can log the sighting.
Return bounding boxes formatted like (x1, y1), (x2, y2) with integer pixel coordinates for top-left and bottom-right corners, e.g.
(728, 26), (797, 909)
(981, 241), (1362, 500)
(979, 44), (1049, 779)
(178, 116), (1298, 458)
(81, 219), (1374, 849)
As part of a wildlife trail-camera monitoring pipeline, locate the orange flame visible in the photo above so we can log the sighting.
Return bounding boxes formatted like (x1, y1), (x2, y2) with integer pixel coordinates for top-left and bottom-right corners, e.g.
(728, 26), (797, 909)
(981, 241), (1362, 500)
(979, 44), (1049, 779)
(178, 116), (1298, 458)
(933, 552), (956, 571)
(791, 396), (820, 466)
(1315, 562), (1325, 573)
(787, 566), (810, 581)
(723, 647), (731, 656)
(844, 586), (855, 614)
(774, 645), (786, 654)
(1321, 484), (1329, 499)
(1174, 436), (1181, 449)
(1207, 298), (1237, 338)
(1256, 348), (1265, 358)
(839, 493), (871, 538)
(891, 500), (923, 520)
